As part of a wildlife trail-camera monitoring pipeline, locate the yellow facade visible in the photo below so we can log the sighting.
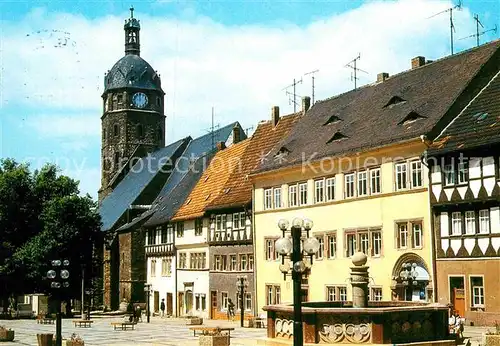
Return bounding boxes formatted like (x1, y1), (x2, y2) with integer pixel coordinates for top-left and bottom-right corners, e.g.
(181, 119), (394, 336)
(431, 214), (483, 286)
(252, 140), (434, 314)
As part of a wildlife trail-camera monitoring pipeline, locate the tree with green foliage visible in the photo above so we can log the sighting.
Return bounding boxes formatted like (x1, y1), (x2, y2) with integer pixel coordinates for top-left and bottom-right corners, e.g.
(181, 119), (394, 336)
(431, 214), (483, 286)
(0, 159), (102, 313)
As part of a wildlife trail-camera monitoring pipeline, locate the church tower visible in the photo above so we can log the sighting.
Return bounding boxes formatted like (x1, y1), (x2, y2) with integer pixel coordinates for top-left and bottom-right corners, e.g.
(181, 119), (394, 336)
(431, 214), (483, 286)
(99, 7), (165, 201)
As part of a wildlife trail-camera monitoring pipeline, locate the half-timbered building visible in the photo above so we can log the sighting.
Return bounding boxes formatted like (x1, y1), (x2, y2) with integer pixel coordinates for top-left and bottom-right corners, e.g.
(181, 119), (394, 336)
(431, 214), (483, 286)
(426, 63), (500, 326)
(205, 109), (300, 320)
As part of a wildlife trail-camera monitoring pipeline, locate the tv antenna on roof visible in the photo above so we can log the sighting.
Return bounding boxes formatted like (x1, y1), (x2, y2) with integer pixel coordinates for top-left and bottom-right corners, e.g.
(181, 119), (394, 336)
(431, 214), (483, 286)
(206, 106), (220, 151)
(304, 69), (319, 104)
(244, 126), (254, 136)
(459, 14), (497, 47)
(344, 54), (368, 90)
(282, 78), (302, 113)
(427, 0), (462, 55)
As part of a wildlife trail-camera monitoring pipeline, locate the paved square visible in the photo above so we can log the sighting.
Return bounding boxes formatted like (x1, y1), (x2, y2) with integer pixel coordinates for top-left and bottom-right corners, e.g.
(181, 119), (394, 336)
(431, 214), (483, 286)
(0, 316), (267, 345)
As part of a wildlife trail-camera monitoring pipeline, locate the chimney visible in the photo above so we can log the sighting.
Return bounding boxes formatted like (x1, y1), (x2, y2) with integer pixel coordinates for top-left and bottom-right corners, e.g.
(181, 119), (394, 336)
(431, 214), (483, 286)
(302, 96), (311, 115)
(271, 106), (280, 127)
(411, 56), (426, 69)
(377, 72), (389, 83)
(232, 125), (241, 144)
(216, 141), (226, 151)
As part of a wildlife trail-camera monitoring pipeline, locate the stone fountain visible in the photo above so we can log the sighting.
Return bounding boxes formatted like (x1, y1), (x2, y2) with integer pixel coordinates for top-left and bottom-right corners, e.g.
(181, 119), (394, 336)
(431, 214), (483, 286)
(261, 252), (452, 346)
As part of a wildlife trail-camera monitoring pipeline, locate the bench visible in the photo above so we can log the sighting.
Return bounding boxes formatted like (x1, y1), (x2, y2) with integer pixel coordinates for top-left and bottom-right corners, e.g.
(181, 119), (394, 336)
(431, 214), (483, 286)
(37, 318), (55, 324)
(189, 327), (234, 337)
(111, 322), (136, 330)
(73, 320), (93, 328)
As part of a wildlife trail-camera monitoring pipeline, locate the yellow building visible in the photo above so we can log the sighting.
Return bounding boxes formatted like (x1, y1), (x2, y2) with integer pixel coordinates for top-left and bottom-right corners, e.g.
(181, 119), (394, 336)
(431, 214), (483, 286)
(250, 43), (500, 314)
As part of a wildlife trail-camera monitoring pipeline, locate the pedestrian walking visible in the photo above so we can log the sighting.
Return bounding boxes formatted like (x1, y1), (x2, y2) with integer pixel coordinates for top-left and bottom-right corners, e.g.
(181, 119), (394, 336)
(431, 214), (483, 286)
(160, 299), (166, 317)
(227, 299), (235, 321)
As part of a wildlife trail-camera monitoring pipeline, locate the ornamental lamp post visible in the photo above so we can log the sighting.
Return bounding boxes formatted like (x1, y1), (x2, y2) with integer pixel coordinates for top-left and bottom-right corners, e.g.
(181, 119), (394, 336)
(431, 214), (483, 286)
(236, 275), (249, 327)
(47, 259), (70, 346)
(399, 262), (418, 301)
(274, 217), (320, 346)
(144, 283), (152, 323)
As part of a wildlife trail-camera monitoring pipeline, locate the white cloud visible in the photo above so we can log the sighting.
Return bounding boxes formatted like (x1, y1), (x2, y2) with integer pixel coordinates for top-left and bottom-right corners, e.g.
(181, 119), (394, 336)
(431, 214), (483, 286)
(2, 0), (478, 197)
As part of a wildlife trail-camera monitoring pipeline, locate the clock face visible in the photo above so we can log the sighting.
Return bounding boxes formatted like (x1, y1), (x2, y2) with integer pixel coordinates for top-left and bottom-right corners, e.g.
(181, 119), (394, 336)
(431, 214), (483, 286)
(132, 92), (148, 108)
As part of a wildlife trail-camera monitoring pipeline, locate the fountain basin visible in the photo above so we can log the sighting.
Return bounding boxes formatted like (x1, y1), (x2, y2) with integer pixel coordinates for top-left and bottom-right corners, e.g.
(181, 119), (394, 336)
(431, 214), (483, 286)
(261, 301), (453, 345)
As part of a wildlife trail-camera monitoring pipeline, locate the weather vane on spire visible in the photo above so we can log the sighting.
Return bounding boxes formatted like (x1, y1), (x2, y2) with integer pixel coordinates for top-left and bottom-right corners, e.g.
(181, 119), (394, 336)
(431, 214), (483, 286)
(130, 6), (134, 19)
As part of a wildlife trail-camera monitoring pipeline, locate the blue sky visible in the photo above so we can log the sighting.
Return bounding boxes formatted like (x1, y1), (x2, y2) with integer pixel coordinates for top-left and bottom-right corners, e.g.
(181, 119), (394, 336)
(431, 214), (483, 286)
(1, 0), (498, 200)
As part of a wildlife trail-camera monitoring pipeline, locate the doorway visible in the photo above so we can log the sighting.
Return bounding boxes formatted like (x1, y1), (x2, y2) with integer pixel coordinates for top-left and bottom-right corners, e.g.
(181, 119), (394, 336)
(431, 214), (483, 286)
(185, 290), (193, 315)
(178, 292), (184, 316)
(210, 291), (217, 319)
(166, 293), (173, 316)
(449, 276), (465, 317)
(154, 291), (160, 313)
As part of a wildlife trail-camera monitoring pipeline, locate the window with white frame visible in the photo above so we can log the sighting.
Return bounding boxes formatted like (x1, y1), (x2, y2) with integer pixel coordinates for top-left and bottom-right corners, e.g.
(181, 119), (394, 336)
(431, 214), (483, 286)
(233, 213), (240, 230)
(315, 235), (324, 259)
(214, 255), (221, 271)
(412, 222), (423, 248)
(345, 173), (355, 198)
(451, 212), (462, 235)
(395, 162), (407, 190)
(216, 215), (222, 231)
(315, 179), (324, 203)
(161, 258), (170, 276)
(458, 160), (469, 184)
(370, 168), (381, 194)
(327, 233), (337, 259)
(151, 259), (157, 277)
(240, 254), (247, 271)
(201, 294), (206, 311)
(195, 218), (203, 236)
(325, 285), (347, 301)
(289, 185), (298, 207)
(176, 222), (184, 237)
(326, 177), (335, 201)
(397, 223), (408, 249)
(264, 188), (273, 210)
(265, 285), (281, 305)
(371, 231), (382, 256)
(178, 253), (187, 269)
(229, 254), (237, 271)
(370, 287), (383, 301)
(265, 238), (277, 261)
(248, 254), (254, 270)
(465, 211), (476, 235)
(411, 160), (423, 188)
(339, 286), (347, 301)
(444, 164), (456, 186)
(358, 171), (368, 196)
(273, 187), (282, 209)
(299, 183), (308, 206)
(221, 292), (229, 310)
(245, 293), (252, 310)
(359, 232), (369, 254)
(479, 209), (490, 234)
(346, 233), (357, 257)
(470, 276), (484, 307)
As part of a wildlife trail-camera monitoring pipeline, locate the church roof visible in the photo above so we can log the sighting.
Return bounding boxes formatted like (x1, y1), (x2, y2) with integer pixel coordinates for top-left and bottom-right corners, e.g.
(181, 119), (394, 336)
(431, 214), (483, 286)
(99, 137), (188, 232)
(428, 69), (500, 156)
(207, 113), (301, 211)
(253, 40), (500, 174)
(143, 122), (246, 227)
(104, 54), (163, 93)
(171, 139), (251, 222)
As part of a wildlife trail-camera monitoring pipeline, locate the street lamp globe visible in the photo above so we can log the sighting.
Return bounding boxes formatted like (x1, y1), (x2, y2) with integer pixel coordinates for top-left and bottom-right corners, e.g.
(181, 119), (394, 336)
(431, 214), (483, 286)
(62, 282), (70, 288)
(47, 270), (57, 279)
(278, 219), (290, 231)
(60, 270), (70, 280)
(303, 237), (320, 255)
(292, 217), (304, 229)
(275, 237), (293, 255)
(293, 261), (306, 273)
(52, 260), (62, 267)
(63, 260), (70, 266)
(303, 218), (314, 231)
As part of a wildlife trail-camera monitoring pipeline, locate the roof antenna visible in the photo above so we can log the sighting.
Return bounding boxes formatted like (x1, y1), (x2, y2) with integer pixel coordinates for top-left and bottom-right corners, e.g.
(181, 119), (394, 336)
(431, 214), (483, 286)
(282, 78), (303, 113)
(459, 14), (497, 47)
(304, 69), (319, 104)
(244, 126), (254, 136)
(206, 107), (220, 151)
(427, 0), (462, 55)
(344, 53), (368, 90)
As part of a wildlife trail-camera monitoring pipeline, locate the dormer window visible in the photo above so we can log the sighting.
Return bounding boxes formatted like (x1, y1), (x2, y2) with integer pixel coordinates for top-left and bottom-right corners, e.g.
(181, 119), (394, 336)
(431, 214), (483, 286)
(398, 111), (426, 125)
(327, 132), (348, 143)
(323, 115), (342, 126)
(383, 96), (406, 109)
(472, 112), (488, 122)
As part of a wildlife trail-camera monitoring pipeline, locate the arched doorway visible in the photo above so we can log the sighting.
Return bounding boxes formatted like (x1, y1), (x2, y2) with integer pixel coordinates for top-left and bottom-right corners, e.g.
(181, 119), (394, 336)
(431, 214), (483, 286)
(391, 253), (432, 302)
(185, 289), (193, 315)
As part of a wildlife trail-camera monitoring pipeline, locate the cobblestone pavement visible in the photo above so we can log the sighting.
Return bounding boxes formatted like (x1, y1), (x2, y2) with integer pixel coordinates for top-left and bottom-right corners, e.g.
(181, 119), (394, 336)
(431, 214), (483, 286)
(0, 316), (267, 346)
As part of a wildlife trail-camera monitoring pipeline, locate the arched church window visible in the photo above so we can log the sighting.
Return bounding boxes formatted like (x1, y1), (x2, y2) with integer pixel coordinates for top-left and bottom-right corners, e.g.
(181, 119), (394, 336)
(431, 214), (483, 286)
(104, 99), (109, 112)
(112, 95), (118, 109)
(137, 124), (144, 139)
(114, 124), (120, 137)
(128, 32), (137, 43)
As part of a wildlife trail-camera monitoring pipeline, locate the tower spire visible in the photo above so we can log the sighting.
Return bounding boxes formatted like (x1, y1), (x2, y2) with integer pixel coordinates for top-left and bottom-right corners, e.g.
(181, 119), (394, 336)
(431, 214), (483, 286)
(124, 6), (140, 55)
